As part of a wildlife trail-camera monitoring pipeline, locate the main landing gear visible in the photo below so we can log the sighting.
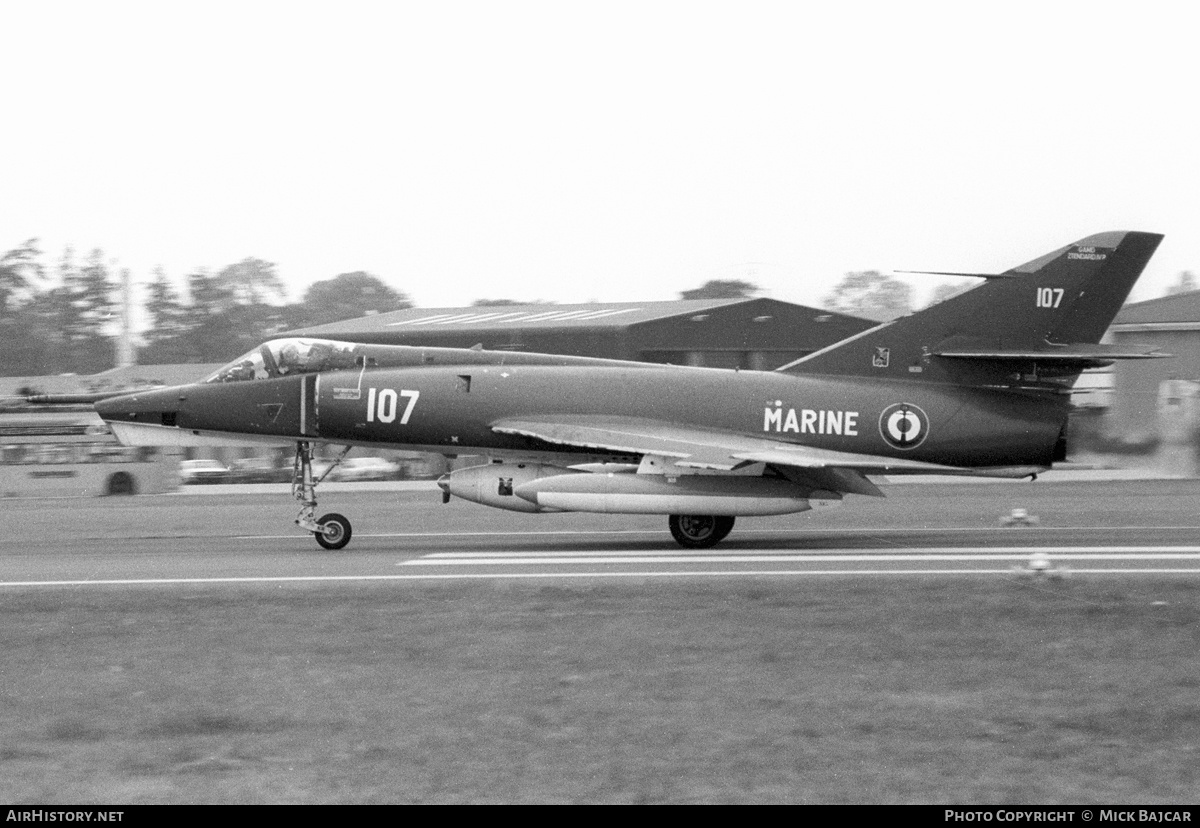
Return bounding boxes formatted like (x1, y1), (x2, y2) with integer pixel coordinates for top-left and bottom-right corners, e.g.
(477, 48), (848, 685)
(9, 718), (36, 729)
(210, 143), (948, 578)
(668, 514), (735, 549)
(293, 442), (353, 550)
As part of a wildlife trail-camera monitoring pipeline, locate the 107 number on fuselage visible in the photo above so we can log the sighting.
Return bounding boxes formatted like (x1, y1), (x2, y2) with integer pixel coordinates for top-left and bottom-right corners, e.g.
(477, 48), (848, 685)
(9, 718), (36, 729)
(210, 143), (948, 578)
(365, 388), (420, 425)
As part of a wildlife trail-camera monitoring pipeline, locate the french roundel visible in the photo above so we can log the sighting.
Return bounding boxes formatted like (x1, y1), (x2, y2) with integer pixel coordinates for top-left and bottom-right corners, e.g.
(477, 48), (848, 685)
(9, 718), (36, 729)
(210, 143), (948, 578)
(878, 403), (929, 450)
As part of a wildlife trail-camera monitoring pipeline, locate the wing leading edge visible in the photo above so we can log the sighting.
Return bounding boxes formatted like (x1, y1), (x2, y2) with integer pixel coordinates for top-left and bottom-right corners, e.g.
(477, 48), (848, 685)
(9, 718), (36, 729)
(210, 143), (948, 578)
(489, 415), (997, 499)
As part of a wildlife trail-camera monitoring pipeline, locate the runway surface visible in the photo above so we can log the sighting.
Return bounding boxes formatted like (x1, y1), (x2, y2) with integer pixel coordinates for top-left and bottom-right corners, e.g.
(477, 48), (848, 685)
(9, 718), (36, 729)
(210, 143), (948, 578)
(4, 479), (1200, 586)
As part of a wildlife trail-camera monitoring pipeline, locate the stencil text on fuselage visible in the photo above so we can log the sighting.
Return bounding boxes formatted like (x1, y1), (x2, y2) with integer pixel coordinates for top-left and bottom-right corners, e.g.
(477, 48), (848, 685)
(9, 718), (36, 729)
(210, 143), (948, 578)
(763, 404), (859, 435)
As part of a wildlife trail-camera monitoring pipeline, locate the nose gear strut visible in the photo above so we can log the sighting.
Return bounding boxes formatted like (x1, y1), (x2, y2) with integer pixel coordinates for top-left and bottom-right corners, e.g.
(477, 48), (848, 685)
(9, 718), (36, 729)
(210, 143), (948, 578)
(293, 441), (354, 550)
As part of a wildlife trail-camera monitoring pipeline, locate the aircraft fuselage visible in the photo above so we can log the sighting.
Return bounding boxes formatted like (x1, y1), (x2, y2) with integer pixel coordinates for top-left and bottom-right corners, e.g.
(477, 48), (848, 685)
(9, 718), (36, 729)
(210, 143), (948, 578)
(99, 362), (1066, 469)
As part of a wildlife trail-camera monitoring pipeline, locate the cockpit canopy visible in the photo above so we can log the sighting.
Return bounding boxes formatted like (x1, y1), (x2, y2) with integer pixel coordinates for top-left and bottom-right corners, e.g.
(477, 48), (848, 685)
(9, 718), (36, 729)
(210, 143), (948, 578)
(206, 338), (361, 383)
(205, 334), (628, 385)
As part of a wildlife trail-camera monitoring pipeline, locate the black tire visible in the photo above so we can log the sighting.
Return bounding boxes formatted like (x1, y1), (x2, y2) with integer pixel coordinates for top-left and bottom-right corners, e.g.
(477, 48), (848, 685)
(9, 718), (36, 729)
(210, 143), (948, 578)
(314, 513), (352, 550)
(106, 472), (137, 496)
(668, 514), (735, 549)
(712, 515), (735, 543)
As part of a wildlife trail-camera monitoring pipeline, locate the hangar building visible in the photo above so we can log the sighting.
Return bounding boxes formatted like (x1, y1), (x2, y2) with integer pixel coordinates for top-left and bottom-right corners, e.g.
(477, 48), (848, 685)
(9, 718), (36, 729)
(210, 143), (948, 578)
(286, 298), (873, 371)
(1106, 292), (1200, 443)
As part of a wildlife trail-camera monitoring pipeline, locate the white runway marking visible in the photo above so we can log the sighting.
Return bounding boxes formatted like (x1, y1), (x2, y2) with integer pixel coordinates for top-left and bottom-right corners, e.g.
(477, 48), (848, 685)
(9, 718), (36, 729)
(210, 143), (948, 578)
(419, 545), (1200, 556)
(6, 548), (1200, 589)
(7, 569), (1200, 588)
(404, 547), (1200, 566)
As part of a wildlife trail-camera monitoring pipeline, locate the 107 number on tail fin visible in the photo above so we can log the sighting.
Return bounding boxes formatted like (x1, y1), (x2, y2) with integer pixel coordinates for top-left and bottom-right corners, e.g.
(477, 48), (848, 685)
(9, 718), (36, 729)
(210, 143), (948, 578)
(1036, 288), (1064, 308)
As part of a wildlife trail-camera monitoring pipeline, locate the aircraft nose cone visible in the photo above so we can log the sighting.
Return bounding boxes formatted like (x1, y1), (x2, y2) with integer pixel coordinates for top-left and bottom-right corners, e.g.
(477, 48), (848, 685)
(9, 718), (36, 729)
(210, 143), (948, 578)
(94, 389), (158, 421)
(436, 474), (450, 493)
(91, 387), (186, 446)
(94, 386), (180, 422)
(93, 394), (128, 419)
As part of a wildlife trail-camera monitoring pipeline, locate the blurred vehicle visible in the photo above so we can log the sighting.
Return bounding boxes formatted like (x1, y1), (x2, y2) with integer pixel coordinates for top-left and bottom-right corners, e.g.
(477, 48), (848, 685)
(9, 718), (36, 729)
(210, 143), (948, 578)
(230, 456), (292, 484)
(332, 457), (400, 482)
(180, 458), (230, 484)
(0, 409), (178, 497)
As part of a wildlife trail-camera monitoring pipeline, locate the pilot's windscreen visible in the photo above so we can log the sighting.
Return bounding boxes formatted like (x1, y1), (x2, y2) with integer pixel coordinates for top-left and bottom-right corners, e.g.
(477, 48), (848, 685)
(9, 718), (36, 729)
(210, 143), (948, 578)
(206, 348), (270, 383)
(207, 339), (360, 382)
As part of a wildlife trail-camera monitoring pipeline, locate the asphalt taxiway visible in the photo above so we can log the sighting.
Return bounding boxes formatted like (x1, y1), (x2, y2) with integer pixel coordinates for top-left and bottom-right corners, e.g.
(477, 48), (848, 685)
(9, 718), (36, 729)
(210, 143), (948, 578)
(3, 477), (1200, 587)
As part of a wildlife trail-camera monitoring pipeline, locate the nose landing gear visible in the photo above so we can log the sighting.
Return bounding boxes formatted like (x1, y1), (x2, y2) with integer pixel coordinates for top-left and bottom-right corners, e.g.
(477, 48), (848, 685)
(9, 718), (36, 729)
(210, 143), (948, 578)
(293, 442), (354, 550)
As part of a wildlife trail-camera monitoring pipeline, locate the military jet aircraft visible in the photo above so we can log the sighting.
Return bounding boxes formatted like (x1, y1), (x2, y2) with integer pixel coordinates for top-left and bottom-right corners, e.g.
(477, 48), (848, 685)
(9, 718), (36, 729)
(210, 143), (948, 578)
(93, 231), (1165, 550)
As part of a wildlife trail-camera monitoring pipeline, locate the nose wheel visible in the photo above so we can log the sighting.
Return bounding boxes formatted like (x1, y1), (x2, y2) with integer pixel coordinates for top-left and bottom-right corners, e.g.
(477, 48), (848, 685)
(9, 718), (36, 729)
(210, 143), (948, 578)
(293, 442), (354, 550)
(314, 513), (352, 550)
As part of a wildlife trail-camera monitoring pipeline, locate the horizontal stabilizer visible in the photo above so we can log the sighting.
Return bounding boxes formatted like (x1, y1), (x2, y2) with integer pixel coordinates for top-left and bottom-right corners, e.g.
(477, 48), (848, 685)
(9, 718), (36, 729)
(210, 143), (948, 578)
(935, 342), (1170, 364)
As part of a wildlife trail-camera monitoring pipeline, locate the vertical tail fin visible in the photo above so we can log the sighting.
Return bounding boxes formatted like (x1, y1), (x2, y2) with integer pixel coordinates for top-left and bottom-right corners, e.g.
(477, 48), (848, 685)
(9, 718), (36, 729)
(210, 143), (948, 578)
(785, 231), (1164, 387)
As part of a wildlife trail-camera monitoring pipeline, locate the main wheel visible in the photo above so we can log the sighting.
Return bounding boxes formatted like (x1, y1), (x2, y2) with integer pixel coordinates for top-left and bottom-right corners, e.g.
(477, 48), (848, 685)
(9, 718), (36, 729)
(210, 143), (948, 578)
(314, 513), (352, 550)
(711, 515), (735, 543)
(668, 514), (735, 549)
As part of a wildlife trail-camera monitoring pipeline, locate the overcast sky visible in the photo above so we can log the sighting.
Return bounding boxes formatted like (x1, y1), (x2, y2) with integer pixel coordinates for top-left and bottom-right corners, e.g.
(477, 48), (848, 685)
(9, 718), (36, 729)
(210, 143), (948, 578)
(2, 1), (1197, 314)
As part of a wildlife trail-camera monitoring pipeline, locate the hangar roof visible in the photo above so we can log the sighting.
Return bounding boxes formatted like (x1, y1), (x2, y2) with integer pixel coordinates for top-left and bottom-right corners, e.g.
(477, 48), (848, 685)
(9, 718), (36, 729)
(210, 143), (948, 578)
(1113, 291), (1200, 327)
(289, 298), (847, 338)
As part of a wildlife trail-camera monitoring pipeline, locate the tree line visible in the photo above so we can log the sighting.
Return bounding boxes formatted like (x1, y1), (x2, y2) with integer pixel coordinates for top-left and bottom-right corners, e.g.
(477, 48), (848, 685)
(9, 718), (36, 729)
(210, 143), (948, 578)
(0, 241), (778, 377)
(0, 240), (411, 375)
